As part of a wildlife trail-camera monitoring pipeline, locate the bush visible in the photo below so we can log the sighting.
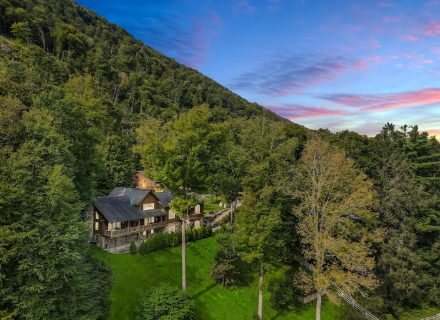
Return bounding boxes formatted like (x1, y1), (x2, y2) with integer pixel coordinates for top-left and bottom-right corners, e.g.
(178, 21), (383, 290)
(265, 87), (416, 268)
(138, 225), (213, 255)
(129, 241), (137, 255)
(210, 232), (241, 286)
(211, 249), (241, 286)
(267, 269), (296, 311)
(136, 285), (195, 320)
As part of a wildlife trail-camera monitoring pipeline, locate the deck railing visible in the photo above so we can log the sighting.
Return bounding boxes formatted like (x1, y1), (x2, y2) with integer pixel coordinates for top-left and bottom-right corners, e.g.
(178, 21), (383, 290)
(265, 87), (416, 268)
(103, 221), (168, 237)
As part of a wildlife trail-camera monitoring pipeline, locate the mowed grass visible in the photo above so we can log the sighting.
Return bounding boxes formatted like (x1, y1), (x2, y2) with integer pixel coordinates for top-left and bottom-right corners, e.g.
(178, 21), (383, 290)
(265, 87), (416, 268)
(400, 307), (440, 320)
(203, 197), (225, 214)
(93, 237), (343, 320)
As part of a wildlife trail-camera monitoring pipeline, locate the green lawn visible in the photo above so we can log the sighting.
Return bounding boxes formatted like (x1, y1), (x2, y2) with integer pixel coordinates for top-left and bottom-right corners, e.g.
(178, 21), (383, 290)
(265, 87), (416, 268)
(400, 307), (440, 320)
(93, 237), (343, 320)
(203, 197), (227, 214)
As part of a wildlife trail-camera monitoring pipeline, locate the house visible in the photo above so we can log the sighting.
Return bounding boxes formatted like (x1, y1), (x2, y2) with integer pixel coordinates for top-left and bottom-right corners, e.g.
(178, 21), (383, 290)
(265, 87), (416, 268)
(92, 187), (203, 252)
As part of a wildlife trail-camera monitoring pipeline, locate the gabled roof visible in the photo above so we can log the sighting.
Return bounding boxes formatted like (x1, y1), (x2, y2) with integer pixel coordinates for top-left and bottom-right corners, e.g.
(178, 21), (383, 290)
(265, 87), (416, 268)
(93, 196), (145, 222)
(155, 191), (174, 207)
(93, 196), (168, 222)
(108, 187), (151, 206)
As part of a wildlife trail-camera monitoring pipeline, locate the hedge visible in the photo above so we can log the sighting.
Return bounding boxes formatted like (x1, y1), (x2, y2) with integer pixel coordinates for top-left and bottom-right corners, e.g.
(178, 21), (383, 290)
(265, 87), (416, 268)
(138, 225), (212, 255)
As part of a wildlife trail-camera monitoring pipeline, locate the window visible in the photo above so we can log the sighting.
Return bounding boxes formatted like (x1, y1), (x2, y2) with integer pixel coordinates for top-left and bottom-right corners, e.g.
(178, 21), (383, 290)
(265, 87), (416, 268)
(95, 222), (99, 230)
(143, 203), (155, 210)
(95, 212), (99, 220)
(169, 210), (175, 219)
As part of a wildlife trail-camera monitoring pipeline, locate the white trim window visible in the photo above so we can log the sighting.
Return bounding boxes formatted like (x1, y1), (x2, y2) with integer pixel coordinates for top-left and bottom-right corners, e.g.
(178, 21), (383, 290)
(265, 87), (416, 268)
(143, 203), (155, 210)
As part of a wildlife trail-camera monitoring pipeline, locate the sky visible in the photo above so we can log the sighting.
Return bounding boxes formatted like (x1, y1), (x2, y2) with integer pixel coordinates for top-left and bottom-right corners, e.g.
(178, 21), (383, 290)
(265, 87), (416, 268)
(77, 0), (440, 138)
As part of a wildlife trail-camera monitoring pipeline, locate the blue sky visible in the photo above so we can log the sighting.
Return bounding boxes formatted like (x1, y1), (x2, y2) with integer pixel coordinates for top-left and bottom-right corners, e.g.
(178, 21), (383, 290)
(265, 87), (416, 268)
(77, 0), (440, 137)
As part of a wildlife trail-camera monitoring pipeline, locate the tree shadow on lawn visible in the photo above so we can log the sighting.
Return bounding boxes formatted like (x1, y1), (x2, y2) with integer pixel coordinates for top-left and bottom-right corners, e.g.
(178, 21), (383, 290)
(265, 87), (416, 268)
(190, 282), (217, 299)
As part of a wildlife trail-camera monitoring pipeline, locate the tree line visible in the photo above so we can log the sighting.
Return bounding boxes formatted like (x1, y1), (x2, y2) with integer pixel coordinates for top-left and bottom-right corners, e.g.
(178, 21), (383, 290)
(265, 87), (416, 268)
(0, 0), (438, 319)
(0, 0), (284, 318)
(136, 107), (439, 319)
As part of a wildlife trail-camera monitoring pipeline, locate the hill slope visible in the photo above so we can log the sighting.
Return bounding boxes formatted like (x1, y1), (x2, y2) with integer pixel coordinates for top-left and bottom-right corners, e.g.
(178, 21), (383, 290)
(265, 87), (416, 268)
(0, 0), (281, 121)
(0, 2), (304, 318)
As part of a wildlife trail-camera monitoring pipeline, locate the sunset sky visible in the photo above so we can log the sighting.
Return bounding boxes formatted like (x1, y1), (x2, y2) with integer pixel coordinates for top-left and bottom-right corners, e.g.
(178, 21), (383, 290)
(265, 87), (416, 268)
(78, 0), (440, 137)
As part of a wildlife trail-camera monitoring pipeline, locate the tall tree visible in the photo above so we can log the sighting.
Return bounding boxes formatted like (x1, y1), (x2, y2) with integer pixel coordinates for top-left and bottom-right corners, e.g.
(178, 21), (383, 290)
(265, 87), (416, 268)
(235, 117), (298, 320)
(135, 105), (227, 291)
(370, 124), (439, 314)
(287, 138), (379, 320)
(0, 108), (109, 319)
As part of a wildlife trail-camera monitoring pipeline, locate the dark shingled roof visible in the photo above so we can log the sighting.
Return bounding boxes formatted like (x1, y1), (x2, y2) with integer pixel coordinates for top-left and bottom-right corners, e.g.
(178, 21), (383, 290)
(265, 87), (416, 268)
(93, 196), (145, 222)
(144, 209), (168, 217)
(155, 191), (174, 207)
(108, 187), (151, 205)
(93, 196), (169, 222)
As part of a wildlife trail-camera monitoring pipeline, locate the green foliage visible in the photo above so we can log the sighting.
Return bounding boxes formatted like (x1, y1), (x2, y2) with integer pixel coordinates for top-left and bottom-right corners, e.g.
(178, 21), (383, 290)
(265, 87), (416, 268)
(322, 123), (440, 316)
(267, 268), (296, 311)
(0, 0), (285, 318)
(138, 226), (212, 255)
(93, 237), (343, 320)
(135, 285), (195, 320)
(135, 106), (230, 194)
(170, 196), (198, 217)
(211, 232), (242, 286)
(129, 241), (137, 255)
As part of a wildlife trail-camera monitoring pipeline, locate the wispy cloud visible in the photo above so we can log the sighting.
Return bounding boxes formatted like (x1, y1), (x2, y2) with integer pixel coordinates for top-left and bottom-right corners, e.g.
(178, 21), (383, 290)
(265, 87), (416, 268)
(231, 54), (364, 96)
(136, 12), (221, 68)
(319, 88), (440, 111)
(234, 0), (256, 14)
(424, 21), (440, 35)
(268, 104), (348, 119)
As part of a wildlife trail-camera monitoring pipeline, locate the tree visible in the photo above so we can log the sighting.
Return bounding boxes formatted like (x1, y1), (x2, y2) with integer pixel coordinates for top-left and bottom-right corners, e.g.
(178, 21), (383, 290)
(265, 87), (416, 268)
(136, 106), (227, 292)
(236, 191), (282, 320)
(0, 108), (109, 319)
(136, 285), (195, 320)
(234, 118), (298, 320)
(10, 21), (32, 43)
(135, 105), (227, 193)
(170, 197), (197, 291)
(211, 230), (241, 286)
(287, 138), (379, 320)
(370, 124), (438, 314)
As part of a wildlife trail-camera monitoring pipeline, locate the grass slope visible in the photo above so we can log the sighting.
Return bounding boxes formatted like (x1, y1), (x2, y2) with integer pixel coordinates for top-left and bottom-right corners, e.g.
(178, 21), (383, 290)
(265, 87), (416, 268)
(93, 237), (343, 320)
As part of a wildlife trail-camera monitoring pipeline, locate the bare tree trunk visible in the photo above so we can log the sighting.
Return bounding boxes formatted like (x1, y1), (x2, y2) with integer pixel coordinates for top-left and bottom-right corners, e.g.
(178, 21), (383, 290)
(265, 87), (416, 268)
(38, 28), (46, 51)
(258, 264), (264, 320)
(181, 217), (187, 291)
(315, 290), (321, 320)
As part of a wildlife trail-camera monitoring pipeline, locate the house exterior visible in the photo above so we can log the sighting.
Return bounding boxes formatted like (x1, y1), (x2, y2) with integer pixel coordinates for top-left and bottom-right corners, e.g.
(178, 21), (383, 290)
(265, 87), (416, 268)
(92, 187), (203, 252)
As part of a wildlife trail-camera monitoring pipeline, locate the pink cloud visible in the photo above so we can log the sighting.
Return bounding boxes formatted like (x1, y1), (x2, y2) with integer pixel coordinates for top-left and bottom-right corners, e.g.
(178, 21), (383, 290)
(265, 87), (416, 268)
(371, 55), (382, 62)
(268, 105), (347, 119)
(354, 59), (367, 69)
(424, 21), (440, 35)
(319, 88), (440, 111)
(426, 129), (440, 140)
(403, 35), (420, 41)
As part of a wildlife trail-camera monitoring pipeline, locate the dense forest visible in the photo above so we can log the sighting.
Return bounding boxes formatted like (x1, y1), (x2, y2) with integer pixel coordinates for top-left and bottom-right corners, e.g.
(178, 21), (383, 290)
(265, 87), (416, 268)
(0, 0), (439, 320)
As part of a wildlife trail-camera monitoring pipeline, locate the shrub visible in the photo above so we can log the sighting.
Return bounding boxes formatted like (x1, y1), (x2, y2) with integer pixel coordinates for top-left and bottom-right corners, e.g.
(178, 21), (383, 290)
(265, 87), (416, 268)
(136, 285), (195, 320)
(211, 249), (240, 286)
(129, 241), (137, 255)
(138, 225), (212, 255)
(211, 232), (241, 286)
(267, 269), (296, 311)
